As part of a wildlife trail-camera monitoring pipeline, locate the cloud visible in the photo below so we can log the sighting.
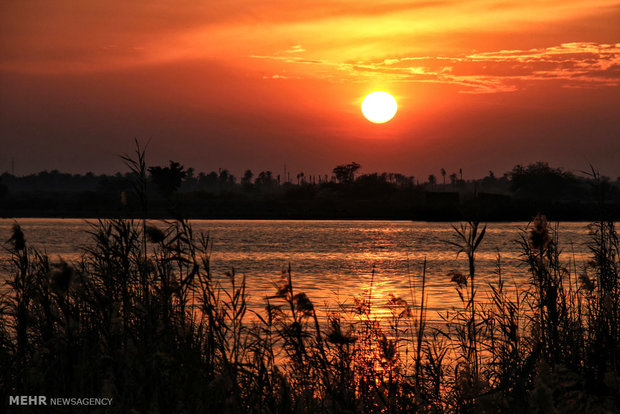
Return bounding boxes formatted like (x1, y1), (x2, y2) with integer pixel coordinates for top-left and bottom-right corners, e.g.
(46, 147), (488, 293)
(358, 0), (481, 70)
(1, 0), (618, 99)
(285, 45), (306, 53)
(252, 42), (620, 93)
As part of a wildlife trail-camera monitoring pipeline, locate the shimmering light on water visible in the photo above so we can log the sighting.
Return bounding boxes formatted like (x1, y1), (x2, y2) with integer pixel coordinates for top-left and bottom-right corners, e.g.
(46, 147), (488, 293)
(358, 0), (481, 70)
(0, 219), (593, 321)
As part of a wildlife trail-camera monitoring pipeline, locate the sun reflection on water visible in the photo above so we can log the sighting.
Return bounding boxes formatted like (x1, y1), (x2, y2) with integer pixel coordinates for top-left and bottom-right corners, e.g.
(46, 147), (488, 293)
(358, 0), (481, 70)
(0, 219), (595, 325)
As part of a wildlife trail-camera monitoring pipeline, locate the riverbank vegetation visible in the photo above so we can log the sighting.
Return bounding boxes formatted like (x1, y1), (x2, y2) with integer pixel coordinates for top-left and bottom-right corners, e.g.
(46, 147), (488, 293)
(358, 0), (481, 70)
(1, 153), (619, 413)
(1, 156), (619, 220)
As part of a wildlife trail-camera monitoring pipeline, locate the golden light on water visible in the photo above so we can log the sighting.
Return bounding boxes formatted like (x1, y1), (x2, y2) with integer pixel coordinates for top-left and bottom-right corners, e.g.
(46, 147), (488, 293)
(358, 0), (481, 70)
(361, 91), (398, 124)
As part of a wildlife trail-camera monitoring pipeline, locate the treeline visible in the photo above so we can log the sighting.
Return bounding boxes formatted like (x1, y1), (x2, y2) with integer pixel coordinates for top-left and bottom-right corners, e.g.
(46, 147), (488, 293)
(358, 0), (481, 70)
(1, 161), (619, 220)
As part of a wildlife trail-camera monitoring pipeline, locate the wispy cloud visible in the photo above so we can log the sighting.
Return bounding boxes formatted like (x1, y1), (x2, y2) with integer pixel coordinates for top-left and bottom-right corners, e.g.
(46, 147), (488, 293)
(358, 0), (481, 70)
(254, 42), (620, 93)
(2, 0), (619, 94)
(285, 45), (306, 54)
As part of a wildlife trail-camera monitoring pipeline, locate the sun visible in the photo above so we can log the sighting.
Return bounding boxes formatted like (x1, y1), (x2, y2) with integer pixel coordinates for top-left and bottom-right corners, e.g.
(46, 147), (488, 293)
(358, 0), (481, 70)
(361, 91), (397, 124)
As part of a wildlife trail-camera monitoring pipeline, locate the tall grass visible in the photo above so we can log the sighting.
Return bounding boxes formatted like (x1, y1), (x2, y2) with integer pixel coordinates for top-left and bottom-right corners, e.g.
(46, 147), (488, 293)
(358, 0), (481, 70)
(1, 160), (619, 412)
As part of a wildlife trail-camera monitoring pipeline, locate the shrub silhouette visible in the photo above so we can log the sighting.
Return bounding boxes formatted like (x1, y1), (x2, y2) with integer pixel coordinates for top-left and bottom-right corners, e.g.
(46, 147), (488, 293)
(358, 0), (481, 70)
(148, 160), (187, 198)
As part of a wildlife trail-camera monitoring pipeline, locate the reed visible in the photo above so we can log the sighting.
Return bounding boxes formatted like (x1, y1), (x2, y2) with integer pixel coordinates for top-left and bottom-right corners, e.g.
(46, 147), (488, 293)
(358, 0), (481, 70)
(1, 155), (619, 412)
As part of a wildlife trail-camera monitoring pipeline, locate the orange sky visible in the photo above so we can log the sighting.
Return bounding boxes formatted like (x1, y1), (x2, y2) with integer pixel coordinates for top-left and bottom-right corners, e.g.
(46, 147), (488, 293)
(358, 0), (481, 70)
(1, 0), (619, 178)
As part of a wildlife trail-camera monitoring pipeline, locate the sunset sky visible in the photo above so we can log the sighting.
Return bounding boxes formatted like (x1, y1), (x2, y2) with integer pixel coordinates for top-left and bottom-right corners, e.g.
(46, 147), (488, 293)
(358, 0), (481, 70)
(1, 0), (619, 179)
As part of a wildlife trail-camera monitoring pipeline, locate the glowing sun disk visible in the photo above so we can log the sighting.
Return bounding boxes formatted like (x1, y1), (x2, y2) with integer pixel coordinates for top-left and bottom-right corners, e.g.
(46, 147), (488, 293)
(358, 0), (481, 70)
(361, 91), (397, 123)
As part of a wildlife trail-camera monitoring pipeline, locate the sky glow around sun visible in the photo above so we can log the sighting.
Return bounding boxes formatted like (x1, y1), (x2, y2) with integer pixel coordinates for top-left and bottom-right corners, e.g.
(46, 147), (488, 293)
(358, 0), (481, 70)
(0, 1), (619, 177)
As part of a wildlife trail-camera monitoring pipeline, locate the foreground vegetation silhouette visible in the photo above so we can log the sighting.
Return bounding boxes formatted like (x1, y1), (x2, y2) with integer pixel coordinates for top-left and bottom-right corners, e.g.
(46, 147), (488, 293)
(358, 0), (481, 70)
(1, 149), (619, 413)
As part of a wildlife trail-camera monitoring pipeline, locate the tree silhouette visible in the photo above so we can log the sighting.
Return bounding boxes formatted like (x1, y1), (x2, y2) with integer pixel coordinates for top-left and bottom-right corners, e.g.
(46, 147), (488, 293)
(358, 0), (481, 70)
(219, 169), (235, 186)
(510, 161), (579, 199)
(449, 172), (457, 185)
(428, 174), (437, 185)
(333, 162), (361, 184)
(255, 171), (276, 188)
(183, 167), (197, 189)
(441, 168), (446, 185)
(199, 172), (218, 190)
(241, 170), (254, 189)
(148, 161), (187, 198)
(295, 172), (306, 185)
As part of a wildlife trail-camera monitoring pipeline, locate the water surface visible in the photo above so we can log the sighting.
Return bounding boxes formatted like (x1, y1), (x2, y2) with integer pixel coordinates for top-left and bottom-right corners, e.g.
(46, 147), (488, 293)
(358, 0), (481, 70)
(0, 219), (593, 321)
